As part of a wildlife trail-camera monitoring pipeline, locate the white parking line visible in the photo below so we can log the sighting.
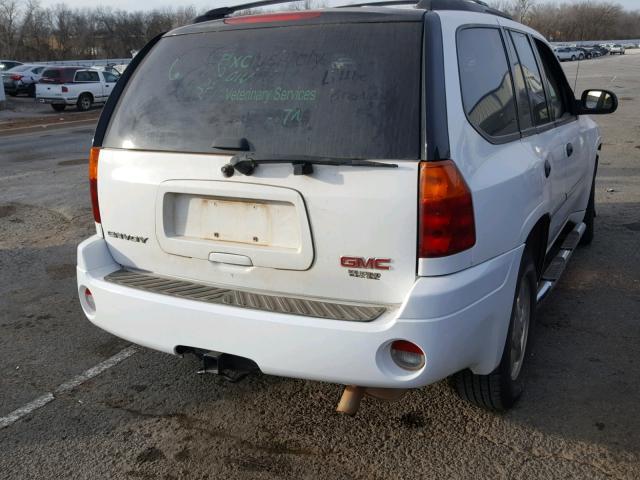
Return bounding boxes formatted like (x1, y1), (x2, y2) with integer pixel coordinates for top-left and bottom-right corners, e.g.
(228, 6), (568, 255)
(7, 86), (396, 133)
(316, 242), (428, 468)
(0, 394), (55, 430)
(0, 346), (138, 430)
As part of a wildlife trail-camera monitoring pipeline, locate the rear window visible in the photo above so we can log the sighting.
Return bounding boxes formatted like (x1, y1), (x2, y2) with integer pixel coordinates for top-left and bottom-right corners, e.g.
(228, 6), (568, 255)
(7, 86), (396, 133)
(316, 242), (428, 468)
(41, 69), (62, 81)
(9, 65), (31, 72)
(104, 23), (422, 159)
(41, 69), (78, 83)
(75, 71), (100, 82)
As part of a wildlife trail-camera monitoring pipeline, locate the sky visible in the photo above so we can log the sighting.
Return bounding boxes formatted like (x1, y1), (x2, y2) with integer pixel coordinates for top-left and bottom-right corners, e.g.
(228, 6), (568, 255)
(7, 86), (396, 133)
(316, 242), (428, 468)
(35, 0), (640, 12)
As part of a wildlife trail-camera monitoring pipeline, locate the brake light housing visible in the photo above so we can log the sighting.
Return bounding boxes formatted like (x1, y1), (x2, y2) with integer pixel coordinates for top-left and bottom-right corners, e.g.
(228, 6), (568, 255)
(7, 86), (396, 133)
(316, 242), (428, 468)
(10, 74), (22, 81)
(418, 160), (475, 258)
(62, 86), (68, 93)
(89, 147), (101, 223)
(224, 11), (321, 24)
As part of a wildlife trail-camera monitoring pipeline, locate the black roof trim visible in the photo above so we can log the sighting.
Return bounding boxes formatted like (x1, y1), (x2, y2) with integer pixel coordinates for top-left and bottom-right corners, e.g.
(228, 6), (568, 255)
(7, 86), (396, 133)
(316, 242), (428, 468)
(193, 0), (307, 23)
(417, 0), (512, 20)
(191, 0), (511, 25)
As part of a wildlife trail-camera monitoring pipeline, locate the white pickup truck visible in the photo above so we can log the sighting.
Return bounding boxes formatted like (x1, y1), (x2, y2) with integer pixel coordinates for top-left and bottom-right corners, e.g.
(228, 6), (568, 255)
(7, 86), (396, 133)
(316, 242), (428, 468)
(36, 67), (119, 112)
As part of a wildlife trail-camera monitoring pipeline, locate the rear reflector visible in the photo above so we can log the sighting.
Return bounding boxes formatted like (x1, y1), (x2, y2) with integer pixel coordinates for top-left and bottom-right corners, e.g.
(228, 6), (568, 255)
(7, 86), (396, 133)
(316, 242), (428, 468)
(89, 147), (101, 223)
(83, 287), (96, 312)
(390, 340), (425, 370)
(224, 11), (321, 24)
(418, 160), (475, 258)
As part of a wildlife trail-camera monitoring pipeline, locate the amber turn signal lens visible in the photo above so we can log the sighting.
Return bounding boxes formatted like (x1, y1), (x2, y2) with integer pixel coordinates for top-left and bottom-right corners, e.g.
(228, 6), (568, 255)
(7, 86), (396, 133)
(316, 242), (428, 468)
(89, 147), (101, 223)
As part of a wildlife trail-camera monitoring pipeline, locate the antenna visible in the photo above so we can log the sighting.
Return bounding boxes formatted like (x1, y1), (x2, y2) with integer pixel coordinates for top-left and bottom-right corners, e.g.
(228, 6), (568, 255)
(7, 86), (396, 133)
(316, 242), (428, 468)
(573, 56), (581, 93)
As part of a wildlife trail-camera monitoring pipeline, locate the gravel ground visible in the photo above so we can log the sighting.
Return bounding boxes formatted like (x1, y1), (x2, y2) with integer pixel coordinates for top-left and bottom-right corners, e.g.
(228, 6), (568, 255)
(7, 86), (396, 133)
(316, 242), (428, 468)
(0, 52), (639, 479)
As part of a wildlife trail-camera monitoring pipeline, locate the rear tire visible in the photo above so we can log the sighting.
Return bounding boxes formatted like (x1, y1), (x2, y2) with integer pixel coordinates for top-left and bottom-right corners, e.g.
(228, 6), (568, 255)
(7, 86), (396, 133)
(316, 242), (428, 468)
(77, 93), (92, 112)
(27, 84), (36, 97)
(452, 249), (537, 411)
(51, 104), (66, 112)
(571, 55), (576, 61)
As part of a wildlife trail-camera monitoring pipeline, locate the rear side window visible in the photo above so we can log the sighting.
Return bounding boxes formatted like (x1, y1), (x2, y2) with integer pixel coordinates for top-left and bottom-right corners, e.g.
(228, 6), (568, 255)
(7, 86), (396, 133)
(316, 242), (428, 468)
(509, 31), (551, 126)
(104, 23), (422, 159)
(457, 27), (518, 139)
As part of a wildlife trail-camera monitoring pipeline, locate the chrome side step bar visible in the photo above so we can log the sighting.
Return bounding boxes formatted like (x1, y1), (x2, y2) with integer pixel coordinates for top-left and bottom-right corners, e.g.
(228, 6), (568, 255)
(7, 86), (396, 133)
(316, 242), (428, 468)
(536, 222), (586, 303)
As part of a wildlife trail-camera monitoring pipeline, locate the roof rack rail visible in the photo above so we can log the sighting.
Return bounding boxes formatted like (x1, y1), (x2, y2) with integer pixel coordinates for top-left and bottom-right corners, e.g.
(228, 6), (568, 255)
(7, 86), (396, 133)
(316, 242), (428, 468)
(192, 0), (511, 24)
(193, 0), (307, 24)
(340, 0), (511, 20)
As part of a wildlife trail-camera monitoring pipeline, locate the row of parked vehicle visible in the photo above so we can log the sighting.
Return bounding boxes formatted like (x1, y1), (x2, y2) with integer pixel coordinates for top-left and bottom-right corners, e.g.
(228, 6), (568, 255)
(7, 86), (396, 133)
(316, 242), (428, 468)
(0, 60), (121, 111)
(553, 43), (628, 62)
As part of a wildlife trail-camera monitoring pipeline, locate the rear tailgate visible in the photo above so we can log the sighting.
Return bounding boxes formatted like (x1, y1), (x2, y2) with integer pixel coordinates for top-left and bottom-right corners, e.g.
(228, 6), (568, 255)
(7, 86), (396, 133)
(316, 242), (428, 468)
(36, 82), (64, 98)
(98, 16), (423, 305)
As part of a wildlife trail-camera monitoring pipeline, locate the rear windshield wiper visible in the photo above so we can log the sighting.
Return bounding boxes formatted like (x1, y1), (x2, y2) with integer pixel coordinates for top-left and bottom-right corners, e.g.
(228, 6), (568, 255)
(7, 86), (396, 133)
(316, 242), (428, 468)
(221, 154), (398, 177)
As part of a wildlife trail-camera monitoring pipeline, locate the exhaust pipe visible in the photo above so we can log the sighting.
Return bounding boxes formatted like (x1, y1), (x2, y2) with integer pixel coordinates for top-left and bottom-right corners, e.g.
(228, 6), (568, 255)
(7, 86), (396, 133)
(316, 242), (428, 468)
(336, 385), (407, 416)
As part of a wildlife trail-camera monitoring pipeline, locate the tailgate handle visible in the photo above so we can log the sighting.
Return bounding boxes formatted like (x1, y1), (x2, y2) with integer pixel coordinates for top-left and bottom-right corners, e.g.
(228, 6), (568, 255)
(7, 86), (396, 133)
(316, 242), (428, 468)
(208, 252), (253, 266)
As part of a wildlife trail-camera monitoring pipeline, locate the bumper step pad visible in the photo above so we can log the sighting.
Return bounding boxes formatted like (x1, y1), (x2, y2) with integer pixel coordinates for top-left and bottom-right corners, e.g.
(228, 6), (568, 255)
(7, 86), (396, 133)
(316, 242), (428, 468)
(104, 269), (386, 322)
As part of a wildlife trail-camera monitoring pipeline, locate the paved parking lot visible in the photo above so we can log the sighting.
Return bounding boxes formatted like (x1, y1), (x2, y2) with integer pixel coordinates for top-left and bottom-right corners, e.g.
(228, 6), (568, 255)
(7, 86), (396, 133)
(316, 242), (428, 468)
(1, 52), (639, 479)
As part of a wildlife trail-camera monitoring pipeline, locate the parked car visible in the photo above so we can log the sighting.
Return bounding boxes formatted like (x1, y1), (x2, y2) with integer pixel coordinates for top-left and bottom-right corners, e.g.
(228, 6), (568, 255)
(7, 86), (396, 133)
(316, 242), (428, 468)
(609, 44), (625, 55)
(555, 46), (583, 61)
(77, 0), (618, 413)
(0, 60), (22, 72)
(576, 47), (597, 59)
(36, 67), (119, 112)
(590, 45), (609, 56)
(1, 64), (47, 97)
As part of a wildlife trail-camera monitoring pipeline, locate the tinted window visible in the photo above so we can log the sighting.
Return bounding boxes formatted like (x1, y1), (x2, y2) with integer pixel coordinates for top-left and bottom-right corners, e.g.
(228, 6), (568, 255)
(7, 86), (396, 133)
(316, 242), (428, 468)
(510, 31), (550, 126)
(534, 39), (572, 121)
(42, 69), (61, 79)
(103, 72), (119, 83)
(457, 28), (518, 138)
(104, 23), (422, 159)
(9, 65), (31, 72)
(504, 31), (533, 130)
(0, 61), (20, 71)
(76, 71), (99, 82)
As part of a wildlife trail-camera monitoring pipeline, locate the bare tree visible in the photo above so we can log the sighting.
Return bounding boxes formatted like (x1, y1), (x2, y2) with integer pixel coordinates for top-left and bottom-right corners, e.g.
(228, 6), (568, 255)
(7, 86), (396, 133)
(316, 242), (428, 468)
(513, 0), (536, 23)
(0, 1), (638, 62)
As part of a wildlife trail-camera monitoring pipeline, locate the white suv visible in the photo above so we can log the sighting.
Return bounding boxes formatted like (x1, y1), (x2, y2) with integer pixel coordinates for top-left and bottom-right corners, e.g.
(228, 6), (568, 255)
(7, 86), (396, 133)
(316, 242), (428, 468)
(76, 0), (618, 412)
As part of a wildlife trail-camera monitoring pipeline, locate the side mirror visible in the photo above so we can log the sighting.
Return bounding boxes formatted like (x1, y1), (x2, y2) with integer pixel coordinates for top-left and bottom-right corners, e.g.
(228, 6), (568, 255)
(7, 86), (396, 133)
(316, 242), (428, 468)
(577, 89), (618, 115)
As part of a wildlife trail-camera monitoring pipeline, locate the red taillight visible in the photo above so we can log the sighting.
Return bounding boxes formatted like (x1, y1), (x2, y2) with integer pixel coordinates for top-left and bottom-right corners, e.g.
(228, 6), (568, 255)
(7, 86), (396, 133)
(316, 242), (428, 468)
(224, 11), (321, 24)
(390, 340), (425, 371)
(10, 74), (22, 81)
(89, 147), (101, 223)
(62, 86), (68, 93)
(418, 160), (475, 258)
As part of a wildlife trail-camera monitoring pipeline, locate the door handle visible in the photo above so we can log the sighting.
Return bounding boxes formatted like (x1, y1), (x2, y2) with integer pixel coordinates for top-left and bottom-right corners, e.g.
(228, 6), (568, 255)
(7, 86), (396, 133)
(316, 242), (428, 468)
(566, 143), (574, 157)
(544, 159), (551, 178)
